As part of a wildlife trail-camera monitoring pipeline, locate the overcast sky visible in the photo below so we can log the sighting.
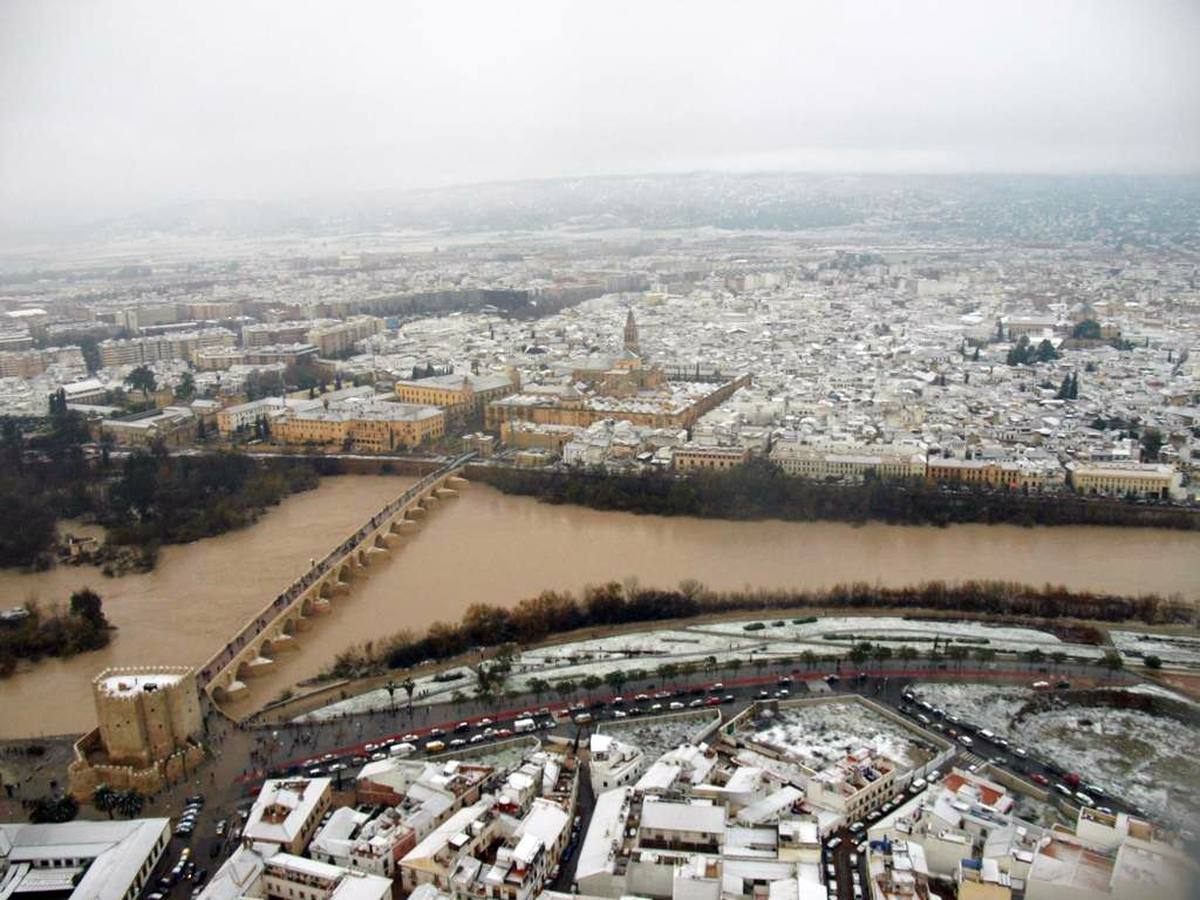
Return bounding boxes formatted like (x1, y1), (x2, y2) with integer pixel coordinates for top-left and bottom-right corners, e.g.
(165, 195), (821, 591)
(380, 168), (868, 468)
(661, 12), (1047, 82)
(2, 0), (1198, 231)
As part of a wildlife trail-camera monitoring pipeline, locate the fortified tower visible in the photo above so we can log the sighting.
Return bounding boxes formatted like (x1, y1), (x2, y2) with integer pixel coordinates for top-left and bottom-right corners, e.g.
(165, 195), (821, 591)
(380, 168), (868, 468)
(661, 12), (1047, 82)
(70, 665), (206, 799)
(92, 666), (201, 767)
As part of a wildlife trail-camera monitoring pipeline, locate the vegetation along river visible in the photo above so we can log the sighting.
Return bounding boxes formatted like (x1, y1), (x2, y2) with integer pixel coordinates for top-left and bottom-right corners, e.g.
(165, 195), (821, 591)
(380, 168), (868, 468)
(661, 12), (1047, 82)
(1, 474), (1197, 737)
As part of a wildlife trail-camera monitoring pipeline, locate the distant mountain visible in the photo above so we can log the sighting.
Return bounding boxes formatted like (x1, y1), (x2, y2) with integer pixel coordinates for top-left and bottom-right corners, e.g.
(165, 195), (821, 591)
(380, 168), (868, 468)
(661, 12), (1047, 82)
(12, 171), (1200, 247)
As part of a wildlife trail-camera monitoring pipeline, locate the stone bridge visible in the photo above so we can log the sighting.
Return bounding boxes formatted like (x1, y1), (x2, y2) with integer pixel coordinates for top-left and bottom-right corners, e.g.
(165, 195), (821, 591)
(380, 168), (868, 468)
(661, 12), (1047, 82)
(198, 454), (474, 705)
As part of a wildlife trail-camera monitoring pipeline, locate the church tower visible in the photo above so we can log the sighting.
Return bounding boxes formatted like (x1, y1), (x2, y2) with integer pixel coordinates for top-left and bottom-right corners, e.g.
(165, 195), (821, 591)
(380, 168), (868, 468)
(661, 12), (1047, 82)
(624, 308), (640, 356)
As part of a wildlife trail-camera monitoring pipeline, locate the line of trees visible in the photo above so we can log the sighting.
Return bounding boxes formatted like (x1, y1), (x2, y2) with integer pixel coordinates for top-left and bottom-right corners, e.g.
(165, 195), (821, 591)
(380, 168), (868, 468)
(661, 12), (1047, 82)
(476, 459), (1199, 530)
(0, 408), (323, 568)
(0, 589), (112, 677)
(320, 577), (1195, 681)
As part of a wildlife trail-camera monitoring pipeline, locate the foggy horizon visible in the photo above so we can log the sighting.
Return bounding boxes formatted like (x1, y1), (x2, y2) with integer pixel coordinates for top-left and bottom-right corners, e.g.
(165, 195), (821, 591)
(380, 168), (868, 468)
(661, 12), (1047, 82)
(2, 0), (1199, 235)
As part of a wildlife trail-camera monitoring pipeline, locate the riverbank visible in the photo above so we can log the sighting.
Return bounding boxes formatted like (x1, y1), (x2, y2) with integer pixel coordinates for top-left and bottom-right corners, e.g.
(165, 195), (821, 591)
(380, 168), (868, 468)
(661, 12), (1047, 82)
(304, 577), (1197, 688)
(473, 459), (1200, 530)
(0, 474), (414, 738)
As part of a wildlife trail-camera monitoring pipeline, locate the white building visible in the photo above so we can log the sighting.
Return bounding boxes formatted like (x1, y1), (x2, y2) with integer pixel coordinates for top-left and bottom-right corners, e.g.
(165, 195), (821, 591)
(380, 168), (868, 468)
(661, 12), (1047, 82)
(0, 818), (170, 900)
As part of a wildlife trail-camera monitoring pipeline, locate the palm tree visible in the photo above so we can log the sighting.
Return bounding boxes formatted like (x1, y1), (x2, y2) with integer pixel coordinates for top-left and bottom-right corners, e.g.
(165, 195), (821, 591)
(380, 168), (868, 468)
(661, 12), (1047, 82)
(554, 680), (576, 702)
(529, 678), (551, 700)
(800, 650), (817, 670)
(581, 675), (602, 697)
(92, 784), (116, 819)
(383, 680), (398, 712)
(947, 646), (969, 669)
(114, 789), (144, 819)
(703, 656), (718, 676)
(603, 670), (626, 695)
(897, 646), (918, 665)
(401, 678), (416, 709)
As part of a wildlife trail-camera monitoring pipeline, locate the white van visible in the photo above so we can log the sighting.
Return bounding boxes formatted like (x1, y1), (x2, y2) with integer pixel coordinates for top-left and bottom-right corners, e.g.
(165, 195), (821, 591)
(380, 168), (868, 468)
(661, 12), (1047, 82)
(513, 717), (536, 734)
(390, 742), (416, 757)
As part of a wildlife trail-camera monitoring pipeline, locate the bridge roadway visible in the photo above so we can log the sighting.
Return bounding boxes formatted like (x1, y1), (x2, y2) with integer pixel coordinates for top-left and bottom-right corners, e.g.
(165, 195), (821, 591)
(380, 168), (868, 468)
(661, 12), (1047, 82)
(199, 453), (475, 705)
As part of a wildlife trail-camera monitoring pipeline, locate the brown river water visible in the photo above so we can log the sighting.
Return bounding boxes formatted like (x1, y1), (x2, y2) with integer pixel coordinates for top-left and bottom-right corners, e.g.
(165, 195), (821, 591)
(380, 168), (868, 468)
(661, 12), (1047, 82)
(2, 474), (1198, 737)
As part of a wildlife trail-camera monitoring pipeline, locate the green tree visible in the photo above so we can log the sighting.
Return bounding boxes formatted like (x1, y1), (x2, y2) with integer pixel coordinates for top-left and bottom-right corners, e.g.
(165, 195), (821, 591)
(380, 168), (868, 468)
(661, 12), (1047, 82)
(92, 784), (116, 819)
(529, 678), (551, 700)
(554, 679), (576, 701)
(69, 589), (105, 627)
(1140, 427), (1164, 462)
(29, 795), (78, 824)
(124, 365), (157, 398)
(603, 670), (627, 694)
(897, 646), (919, 664)
(1144, 654), (1163, 670)
(175, 371), (196, 400)
(581, 674), (603, 696)
(849, 642), (873, 665)
(113, 789), (144, 819)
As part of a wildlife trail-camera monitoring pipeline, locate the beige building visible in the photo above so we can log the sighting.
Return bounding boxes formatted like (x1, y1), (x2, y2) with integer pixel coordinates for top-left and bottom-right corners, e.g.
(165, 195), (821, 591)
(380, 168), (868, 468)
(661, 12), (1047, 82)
(487, 374), (750, 432)
(1068, 461), (1180, 499)
(0, 347), (85, 378)
(926, 456), (1062, 491)
(101, 406), (197, 448)
(771, 441), (926, 482)
(672, 445), (751, 472)
(99, 329), (234, 367)
(272, 401), (445, 452)
(306, 316), (380, 357)
(397, 372), (518, 425)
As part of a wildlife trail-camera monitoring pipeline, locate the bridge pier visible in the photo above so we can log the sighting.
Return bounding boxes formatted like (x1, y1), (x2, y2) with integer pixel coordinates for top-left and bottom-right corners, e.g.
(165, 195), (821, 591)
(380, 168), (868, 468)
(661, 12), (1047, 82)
(244, 655), (276, 676)
(295, 615), (313, 632)
(271, 634), (299, 652)
(448, 476), (468, 488)
(435, 487), (458, 499)
(223, 680), (248, 700)
(408, 506), (427, 519)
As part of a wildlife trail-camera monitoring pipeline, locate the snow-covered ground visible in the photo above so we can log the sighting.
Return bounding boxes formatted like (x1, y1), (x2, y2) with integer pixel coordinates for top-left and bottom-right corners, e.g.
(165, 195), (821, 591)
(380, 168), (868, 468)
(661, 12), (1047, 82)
(296, 613), (1130, 724)
(909, 681), (1200, 828)
(598, 711), (718, 761)
(745, 701), (929, 769)
(1110, 630), (1200, 666)
(691, 616), (1107, 658)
